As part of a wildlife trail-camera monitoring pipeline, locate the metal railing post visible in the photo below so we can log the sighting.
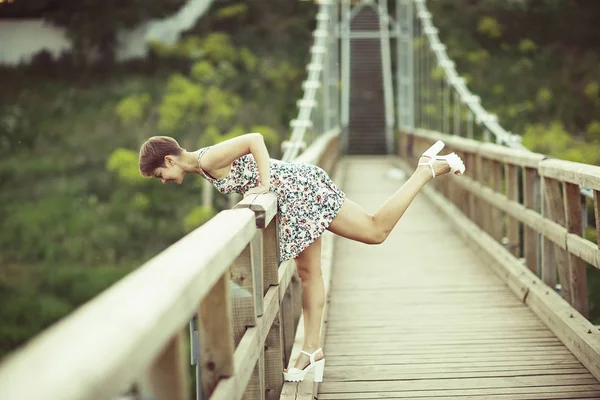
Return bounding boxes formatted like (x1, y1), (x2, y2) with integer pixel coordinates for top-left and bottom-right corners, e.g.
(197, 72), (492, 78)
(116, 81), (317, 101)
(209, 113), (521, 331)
(340, 0), (351, 153)
(379, 0), (395, 153)
(398, 0), (414, 133)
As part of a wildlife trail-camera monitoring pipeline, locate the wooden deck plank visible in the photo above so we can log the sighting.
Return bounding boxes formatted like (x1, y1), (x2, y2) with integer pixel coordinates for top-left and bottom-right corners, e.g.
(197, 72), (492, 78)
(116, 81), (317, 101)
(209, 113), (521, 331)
(324, 355), (582, 365)
(318, 157), (599, 398)
(319, 374), (597, 392)
(318, 385), (600, 399)
(323, 366), (588, 380)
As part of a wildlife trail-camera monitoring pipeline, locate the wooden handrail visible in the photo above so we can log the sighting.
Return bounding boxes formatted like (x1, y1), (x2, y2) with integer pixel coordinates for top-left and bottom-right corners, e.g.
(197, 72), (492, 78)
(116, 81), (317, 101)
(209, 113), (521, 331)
(0, 130), (341, 400)
(539, 158), (600, 190)
(399, 128), (600, 382)
(0, 209), (257, 399)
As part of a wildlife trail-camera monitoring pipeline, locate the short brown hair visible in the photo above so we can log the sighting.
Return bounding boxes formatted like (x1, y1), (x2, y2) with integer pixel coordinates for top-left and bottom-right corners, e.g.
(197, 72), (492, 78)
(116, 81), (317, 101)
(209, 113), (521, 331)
(139, 136), (183, 177)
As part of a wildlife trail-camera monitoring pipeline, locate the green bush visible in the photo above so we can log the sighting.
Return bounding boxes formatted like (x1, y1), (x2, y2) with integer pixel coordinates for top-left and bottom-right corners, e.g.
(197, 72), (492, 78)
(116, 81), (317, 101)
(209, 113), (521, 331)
(184, 206), (217, 232)
(522, 122), (600, 165)
(536, 88), (553, 106)
(585, 82), (599, 102)
(107, 148), (147, 184)
(158, 75), (204, 134)
(217, 3), (248, 19)
(240, 48), (258, 72)
(467, 49), (490, 65)
(586, 121), (600, 141)
(0, 287), (71, 353)
(251, 125), (281, 153)
(201, 33), (238, 64)
(191, 61), (218, 84)
(431, 66), (445, 80)
(116, 94), (151, 124)
(477, 17), (502, 38)
(518, 39), (537, 53)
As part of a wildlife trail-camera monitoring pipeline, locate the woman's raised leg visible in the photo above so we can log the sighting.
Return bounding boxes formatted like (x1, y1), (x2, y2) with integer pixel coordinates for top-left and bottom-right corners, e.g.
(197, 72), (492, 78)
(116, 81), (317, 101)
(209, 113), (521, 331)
(327, 157), (451, 244)
(284, 236), (325, 372)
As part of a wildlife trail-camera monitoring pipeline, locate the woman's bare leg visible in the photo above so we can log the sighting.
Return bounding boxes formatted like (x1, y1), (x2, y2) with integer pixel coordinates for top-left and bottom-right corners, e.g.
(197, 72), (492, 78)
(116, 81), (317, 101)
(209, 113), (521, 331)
(284, 236), (325, 371)
(327, 158), (451, 243)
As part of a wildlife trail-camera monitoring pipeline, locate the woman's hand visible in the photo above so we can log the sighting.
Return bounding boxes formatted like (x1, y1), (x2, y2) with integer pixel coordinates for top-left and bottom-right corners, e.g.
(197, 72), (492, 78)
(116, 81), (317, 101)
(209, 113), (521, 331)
(244, 183), (270, 197)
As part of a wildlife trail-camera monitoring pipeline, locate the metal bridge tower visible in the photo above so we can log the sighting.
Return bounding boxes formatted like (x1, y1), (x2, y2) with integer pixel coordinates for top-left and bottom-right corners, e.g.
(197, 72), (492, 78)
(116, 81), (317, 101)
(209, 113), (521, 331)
(338, 0), (413, 155)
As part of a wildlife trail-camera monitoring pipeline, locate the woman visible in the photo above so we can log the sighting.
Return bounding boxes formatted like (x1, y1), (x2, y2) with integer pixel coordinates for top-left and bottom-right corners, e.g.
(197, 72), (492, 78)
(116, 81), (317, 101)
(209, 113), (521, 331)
(138, 133), (464, 382)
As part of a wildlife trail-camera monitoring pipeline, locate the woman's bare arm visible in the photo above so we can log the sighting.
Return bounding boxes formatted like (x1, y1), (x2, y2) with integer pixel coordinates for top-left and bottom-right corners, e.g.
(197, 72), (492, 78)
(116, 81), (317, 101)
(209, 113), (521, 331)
(200, 133), (271, 187)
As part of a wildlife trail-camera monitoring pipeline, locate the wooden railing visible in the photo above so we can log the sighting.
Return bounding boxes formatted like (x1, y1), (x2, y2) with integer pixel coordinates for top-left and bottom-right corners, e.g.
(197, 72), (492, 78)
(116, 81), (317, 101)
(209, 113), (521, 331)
(0, 131), (340, 400)
(398, 128), (600, 382)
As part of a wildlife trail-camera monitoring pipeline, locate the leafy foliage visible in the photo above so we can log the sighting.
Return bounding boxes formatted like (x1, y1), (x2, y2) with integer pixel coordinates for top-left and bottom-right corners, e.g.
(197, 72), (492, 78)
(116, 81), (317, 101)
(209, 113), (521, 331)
(518, 39), (537, 53)
(116, 94), (151, 125)
(478, 16), (502, 38)
(429, 0), (600, 155)
(184, 206), (216, 232)
(0, 0), (316, 358)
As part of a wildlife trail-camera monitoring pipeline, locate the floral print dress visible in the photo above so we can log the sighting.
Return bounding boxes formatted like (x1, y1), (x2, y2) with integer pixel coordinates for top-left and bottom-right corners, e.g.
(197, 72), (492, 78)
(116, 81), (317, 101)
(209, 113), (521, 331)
(198, 147), (345, 261)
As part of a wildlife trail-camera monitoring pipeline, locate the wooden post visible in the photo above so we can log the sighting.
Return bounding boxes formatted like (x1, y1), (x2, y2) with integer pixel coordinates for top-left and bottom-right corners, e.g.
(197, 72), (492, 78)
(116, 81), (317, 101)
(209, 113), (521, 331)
(523, 167), (539, 274)
(506, 164), (521, 257)
(264, 313), (284, 400)
(466, 152), (477, 222)
(563, 182), (589, 317)
(542, 177), (568, 295)
(262, 219), (284, 399)
(231, 194), (280, 400)
(244, 351), (265, 400)
(445, 146), (455, 202)
(203, 180), (213, 208)
(280, 283), (295, 367)
(251, 232), (265, 317)
(491, 160), (504, 242)
(475, 154), (485, 229)
(147, 330), (190, 400)
(291, 274), (303, 334)
(406, 132), (414, 164)
(398, 130), (406, 159)
(263, 220), (279, 291)
(232, 229), (266, 399)
(594, 190), (600, 248)
(476, 155), (491, 232)
(198, 273), (235, 398)
(230, 243), (258, 346)
(459, 150), (469, 216)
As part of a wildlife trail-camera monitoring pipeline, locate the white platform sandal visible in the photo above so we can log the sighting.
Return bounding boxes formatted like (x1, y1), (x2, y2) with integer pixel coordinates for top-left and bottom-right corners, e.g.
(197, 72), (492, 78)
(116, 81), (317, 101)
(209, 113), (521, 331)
(419, 140), (465, 177)
(283, 348), (325, 382)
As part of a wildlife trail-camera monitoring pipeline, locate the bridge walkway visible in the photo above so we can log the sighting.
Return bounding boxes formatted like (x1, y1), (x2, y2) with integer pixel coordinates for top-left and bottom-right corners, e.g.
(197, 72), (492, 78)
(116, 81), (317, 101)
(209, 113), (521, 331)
(317, 156), (600, 400)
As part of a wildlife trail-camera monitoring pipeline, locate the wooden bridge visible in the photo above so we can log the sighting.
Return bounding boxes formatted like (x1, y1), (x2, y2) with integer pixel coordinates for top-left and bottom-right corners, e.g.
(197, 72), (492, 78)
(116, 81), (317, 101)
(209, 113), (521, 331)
(2, 0), (600, 398)
(317, 135), (600, 400)
(1, 130), (600, 400)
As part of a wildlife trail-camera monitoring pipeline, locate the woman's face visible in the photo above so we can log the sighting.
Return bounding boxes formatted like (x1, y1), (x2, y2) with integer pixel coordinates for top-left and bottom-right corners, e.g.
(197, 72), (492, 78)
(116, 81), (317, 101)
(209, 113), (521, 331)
(153, 156), (185, 185)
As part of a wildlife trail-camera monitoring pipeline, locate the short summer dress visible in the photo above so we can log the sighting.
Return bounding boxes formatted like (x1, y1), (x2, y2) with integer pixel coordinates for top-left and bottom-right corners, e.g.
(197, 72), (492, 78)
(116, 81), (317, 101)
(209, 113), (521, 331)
(198, 147), (345, 261)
